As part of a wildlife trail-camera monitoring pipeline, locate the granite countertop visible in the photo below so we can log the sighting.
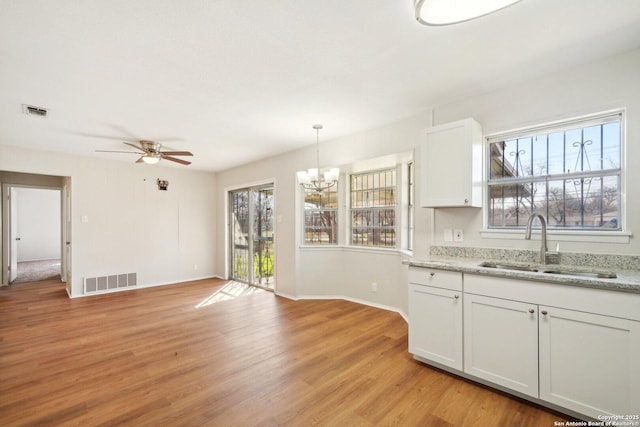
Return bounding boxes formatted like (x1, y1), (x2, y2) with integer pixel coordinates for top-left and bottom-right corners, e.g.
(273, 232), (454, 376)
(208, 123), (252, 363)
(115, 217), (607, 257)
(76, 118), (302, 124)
(404, 257), (640, 294)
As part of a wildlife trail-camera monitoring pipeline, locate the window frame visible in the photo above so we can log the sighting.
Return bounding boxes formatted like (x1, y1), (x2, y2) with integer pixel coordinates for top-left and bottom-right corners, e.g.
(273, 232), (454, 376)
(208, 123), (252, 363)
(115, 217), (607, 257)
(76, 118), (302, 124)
(348, 167), (398, 249)
(481, 109), (629, 243)
(300, 184), (339, 246)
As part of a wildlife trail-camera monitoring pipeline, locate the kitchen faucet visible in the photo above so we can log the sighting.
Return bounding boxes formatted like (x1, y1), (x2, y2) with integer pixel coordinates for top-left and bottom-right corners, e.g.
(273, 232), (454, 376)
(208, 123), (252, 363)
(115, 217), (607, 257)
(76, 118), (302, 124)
(525, 213), (551, 264)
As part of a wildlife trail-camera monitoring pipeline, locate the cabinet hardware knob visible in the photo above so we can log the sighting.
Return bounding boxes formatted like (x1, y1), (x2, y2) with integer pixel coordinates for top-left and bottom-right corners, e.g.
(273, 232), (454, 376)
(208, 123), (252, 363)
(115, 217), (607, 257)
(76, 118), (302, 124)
(541, 310), (548, 315)
(429, 272), (435, 277)
(464, 198), (469, 204)
(454, 295), (459, 299)
(528, 308), (535, 314)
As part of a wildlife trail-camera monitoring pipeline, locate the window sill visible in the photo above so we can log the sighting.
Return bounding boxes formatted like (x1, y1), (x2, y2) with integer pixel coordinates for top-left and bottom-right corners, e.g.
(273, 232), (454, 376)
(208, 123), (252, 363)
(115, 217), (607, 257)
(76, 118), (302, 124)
(481, 229), (632, 244)
(299, 245), (411, 256)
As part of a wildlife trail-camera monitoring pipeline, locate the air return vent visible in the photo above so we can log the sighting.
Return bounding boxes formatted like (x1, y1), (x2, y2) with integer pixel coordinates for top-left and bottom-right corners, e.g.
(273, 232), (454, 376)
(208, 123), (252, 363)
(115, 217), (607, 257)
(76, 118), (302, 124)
(22, 104), (49, 117)
(84, 273), (137, 294)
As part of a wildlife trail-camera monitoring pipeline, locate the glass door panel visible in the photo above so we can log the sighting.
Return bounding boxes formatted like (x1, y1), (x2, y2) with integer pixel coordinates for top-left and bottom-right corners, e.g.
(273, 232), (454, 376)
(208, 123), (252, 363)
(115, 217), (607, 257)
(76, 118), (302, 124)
(229, 184), (274, 290)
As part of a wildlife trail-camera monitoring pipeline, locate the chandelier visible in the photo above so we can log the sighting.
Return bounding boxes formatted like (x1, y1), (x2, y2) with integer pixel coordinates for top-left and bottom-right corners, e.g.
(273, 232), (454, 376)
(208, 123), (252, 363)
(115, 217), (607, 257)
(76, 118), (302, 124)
(296, 124), (339, 193)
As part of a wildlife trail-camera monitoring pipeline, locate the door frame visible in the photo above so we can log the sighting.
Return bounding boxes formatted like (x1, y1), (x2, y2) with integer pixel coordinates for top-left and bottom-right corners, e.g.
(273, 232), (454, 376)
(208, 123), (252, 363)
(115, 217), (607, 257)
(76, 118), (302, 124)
(1, 183), (70, 287)
(225, 178), (276, 291)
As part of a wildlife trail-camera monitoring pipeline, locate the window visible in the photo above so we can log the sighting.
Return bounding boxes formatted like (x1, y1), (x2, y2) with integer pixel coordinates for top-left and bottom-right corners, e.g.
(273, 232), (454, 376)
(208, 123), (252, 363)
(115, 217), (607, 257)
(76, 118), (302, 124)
(303, 187), (338, 244)
(487, 112), (622, 231)
(350, 168), (396, 247)
(407, 162), (414, 251)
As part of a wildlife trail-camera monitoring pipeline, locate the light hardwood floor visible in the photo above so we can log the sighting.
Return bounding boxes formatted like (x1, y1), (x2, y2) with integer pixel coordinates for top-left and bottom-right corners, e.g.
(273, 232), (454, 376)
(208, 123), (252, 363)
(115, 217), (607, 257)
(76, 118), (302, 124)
(0, 279), (572, 426)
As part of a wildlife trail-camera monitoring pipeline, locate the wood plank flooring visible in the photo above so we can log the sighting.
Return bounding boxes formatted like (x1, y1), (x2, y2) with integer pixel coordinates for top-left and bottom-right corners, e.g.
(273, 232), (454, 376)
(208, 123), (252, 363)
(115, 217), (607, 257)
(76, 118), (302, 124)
(0, 279), (571, 426)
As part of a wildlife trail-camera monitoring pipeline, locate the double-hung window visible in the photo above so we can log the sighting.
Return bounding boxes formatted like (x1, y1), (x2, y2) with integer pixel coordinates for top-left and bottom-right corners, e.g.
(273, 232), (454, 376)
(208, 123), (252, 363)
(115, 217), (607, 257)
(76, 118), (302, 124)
(302, 187), (338, 244)
(350, 168), (397, 247)
(487, 111), (623, 231)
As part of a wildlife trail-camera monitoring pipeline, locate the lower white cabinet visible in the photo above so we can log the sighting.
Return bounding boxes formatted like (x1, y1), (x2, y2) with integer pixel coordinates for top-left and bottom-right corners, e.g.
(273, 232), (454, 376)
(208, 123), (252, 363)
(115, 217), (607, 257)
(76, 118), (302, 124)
(539, 306), (640, 418)
(409, 283), (463, 370)
(463, 294), (539, 398)
(408, 267), (463, 370)
(409, 268), (640, 420)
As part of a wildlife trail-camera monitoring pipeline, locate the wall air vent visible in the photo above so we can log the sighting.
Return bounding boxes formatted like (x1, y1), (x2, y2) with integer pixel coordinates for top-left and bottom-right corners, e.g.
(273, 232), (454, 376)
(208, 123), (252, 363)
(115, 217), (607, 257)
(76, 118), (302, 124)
(84, 273), (137, 294)
(22, 104), (49, 117)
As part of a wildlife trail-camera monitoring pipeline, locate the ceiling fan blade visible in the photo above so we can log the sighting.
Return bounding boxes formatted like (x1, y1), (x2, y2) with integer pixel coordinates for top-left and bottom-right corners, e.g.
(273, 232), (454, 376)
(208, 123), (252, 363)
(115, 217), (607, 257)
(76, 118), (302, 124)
(162, 155), (191, 165)
(124, 141), (146, 152)
(160, 151), (193, 156)
(95, 150), (143, 154)
(136, 156), (145, 163)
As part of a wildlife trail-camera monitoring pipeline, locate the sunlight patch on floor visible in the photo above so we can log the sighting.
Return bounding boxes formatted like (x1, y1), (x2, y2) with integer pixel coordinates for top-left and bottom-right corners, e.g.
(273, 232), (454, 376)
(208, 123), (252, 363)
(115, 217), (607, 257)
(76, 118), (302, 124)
(195, 281), (264, 308)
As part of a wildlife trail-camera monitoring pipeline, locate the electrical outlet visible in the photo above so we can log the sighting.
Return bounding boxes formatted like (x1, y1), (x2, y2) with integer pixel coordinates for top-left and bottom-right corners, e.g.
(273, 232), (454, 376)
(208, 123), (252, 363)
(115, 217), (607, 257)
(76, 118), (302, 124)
(443, 228), (453, 242)
(371, 282), (378, 292)
(454, 229), (464, 242)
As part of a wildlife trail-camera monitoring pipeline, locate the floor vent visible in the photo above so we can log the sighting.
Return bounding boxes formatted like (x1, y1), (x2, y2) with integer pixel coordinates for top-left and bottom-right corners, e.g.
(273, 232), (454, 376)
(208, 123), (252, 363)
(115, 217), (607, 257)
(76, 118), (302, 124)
(22, 104), (49, 117)
(84, 273), (137, 294)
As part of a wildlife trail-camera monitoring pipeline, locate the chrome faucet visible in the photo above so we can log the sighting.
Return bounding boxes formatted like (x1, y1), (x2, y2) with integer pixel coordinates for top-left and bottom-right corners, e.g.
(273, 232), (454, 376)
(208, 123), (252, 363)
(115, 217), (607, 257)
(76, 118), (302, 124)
(525, 213), (548, 264)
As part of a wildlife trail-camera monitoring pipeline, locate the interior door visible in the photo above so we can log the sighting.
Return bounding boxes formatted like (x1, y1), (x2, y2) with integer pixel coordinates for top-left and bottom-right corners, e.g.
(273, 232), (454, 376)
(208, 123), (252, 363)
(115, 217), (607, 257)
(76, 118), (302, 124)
(229, 184), (275, 289)
(9, 187), (18, 283)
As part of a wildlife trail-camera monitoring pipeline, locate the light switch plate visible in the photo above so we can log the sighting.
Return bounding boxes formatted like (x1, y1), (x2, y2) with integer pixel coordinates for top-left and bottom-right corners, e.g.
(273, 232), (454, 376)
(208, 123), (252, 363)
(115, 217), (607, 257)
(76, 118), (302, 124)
(444, 228), (453, 242)
(454, 229), (464, 242)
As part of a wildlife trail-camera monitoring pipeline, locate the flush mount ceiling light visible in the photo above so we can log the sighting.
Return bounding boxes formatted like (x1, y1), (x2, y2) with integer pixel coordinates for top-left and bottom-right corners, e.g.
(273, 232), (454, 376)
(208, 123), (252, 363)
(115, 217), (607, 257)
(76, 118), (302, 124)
(296, 124), (339, 193)
(414, 0), (522, 25)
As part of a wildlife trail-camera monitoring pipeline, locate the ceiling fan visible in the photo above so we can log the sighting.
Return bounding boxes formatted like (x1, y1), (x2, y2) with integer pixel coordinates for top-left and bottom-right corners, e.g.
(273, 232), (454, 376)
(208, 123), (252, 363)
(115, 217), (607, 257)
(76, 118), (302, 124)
(96, 140), (194, 165)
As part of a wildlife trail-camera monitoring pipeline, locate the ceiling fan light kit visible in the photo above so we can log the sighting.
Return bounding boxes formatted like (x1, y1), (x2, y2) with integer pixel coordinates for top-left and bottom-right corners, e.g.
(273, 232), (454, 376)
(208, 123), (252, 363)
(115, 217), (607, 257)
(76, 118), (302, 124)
(414, 0), (522, 25)
(96, 139), (194, 166)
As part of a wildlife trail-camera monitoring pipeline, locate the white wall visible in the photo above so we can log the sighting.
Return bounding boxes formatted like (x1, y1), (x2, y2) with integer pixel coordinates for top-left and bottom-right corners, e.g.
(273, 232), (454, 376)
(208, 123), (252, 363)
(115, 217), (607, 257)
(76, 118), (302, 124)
(216, 47), (640, 316)
(16, 188), (61, 261)
(0, 145), (217, 296)
(216, 112), (433, 315)
(431, 48), (640, 255)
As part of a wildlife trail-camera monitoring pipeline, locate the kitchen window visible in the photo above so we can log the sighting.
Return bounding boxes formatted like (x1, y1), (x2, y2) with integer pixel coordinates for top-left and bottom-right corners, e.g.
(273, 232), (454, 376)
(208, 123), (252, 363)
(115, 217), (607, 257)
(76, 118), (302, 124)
(487, 111), (623, 232)
(302, 187), (338, 245)
(350, 168), (396, 247)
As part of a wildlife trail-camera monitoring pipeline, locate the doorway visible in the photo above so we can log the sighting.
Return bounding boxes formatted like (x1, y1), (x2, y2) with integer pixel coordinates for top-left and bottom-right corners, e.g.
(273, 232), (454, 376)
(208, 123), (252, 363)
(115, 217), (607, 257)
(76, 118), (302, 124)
(229, 184), (275, 290)
(1, 172), (71, 292)
(11, 187), (62, 284)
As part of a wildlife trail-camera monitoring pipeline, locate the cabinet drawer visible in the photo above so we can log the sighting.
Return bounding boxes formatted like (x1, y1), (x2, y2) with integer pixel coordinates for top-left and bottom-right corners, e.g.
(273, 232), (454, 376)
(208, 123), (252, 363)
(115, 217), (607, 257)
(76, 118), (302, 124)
(408, 267), (462, 291)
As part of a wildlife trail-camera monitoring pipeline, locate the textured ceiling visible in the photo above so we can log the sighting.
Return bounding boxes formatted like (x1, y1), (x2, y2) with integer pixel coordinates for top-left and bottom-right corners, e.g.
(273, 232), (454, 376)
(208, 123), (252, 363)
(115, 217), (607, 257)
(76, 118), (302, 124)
(1, 0), (640, 171)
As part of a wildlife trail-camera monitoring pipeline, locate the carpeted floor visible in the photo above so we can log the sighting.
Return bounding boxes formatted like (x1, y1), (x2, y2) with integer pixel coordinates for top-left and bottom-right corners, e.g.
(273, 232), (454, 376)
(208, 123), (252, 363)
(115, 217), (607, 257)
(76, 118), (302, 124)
(14, 259), (61, 284)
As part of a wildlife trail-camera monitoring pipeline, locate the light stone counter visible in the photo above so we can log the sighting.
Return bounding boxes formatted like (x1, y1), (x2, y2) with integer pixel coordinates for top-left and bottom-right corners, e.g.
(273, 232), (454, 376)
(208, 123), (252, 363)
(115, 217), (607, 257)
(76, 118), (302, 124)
(405, 247), (640, 294)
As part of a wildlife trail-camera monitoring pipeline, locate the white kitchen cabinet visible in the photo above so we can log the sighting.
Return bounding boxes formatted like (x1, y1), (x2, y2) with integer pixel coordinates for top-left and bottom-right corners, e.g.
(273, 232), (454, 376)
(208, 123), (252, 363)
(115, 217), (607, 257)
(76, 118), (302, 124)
(463, 273), (640, 418)
(420, 118), (483, 208)
(463, 293), (539, 397)
(539, 306), (640, 418)
(408, 267), (463, 370)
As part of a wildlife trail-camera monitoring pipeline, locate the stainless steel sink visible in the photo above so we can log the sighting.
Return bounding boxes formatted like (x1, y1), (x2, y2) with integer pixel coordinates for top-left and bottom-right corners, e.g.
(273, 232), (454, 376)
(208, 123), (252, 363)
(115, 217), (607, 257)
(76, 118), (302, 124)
(479, 261), (617, 279)
(542, 269), (617, 279)
(479, 261), (539, 272)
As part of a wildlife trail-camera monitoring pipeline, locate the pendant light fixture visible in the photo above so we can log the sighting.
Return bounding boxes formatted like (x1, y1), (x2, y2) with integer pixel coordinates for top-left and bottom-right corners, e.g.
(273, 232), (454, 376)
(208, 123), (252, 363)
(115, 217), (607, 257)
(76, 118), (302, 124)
(296, 124), (339, 193)
(414, 0), (522, 26)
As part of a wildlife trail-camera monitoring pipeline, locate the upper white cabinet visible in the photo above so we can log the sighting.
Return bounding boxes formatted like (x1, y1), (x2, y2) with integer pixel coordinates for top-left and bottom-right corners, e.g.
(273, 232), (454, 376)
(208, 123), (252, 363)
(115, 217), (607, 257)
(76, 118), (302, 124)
(420, 118), (483, 208)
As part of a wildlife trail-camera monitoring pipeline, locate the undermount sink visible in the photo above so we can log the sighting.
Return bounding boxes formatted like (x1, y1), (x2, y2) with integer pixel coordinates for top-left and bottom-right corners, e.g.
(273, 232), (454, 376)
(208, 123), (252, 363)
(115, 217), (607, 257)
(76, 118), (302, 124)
(479, 261), (617, 279)
(479, 261), (539, 272)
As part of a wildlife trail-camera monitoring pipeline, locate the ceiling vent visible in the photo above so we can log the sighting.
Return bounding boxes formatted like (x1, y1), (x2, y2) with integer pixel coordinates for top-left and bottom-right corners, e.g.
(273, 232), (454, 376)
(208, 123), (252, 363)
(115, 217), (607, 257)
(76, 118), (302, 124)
(22, 104), (49, 117)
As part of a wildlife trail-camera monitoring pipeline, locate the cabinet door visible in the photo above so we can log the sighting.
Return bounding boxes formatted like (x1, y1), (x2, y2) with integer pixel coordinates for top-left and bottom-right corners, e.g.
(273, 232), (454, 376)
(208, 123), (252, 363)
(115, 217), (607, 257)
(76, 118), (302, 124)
(409, 284), (463, 370)
(463, 294), (539, 397)
(420, 118), (482, 207)
(539, 306), (640, 418)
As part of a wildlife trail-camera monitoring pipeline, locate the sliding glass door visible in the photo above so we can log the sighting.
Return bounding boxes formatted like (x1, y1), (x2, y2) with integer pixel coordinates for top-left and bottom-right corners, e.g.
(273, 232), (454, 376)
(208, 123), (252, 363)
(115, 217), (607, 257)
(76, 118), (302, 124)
(229, 184), (274, 290)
